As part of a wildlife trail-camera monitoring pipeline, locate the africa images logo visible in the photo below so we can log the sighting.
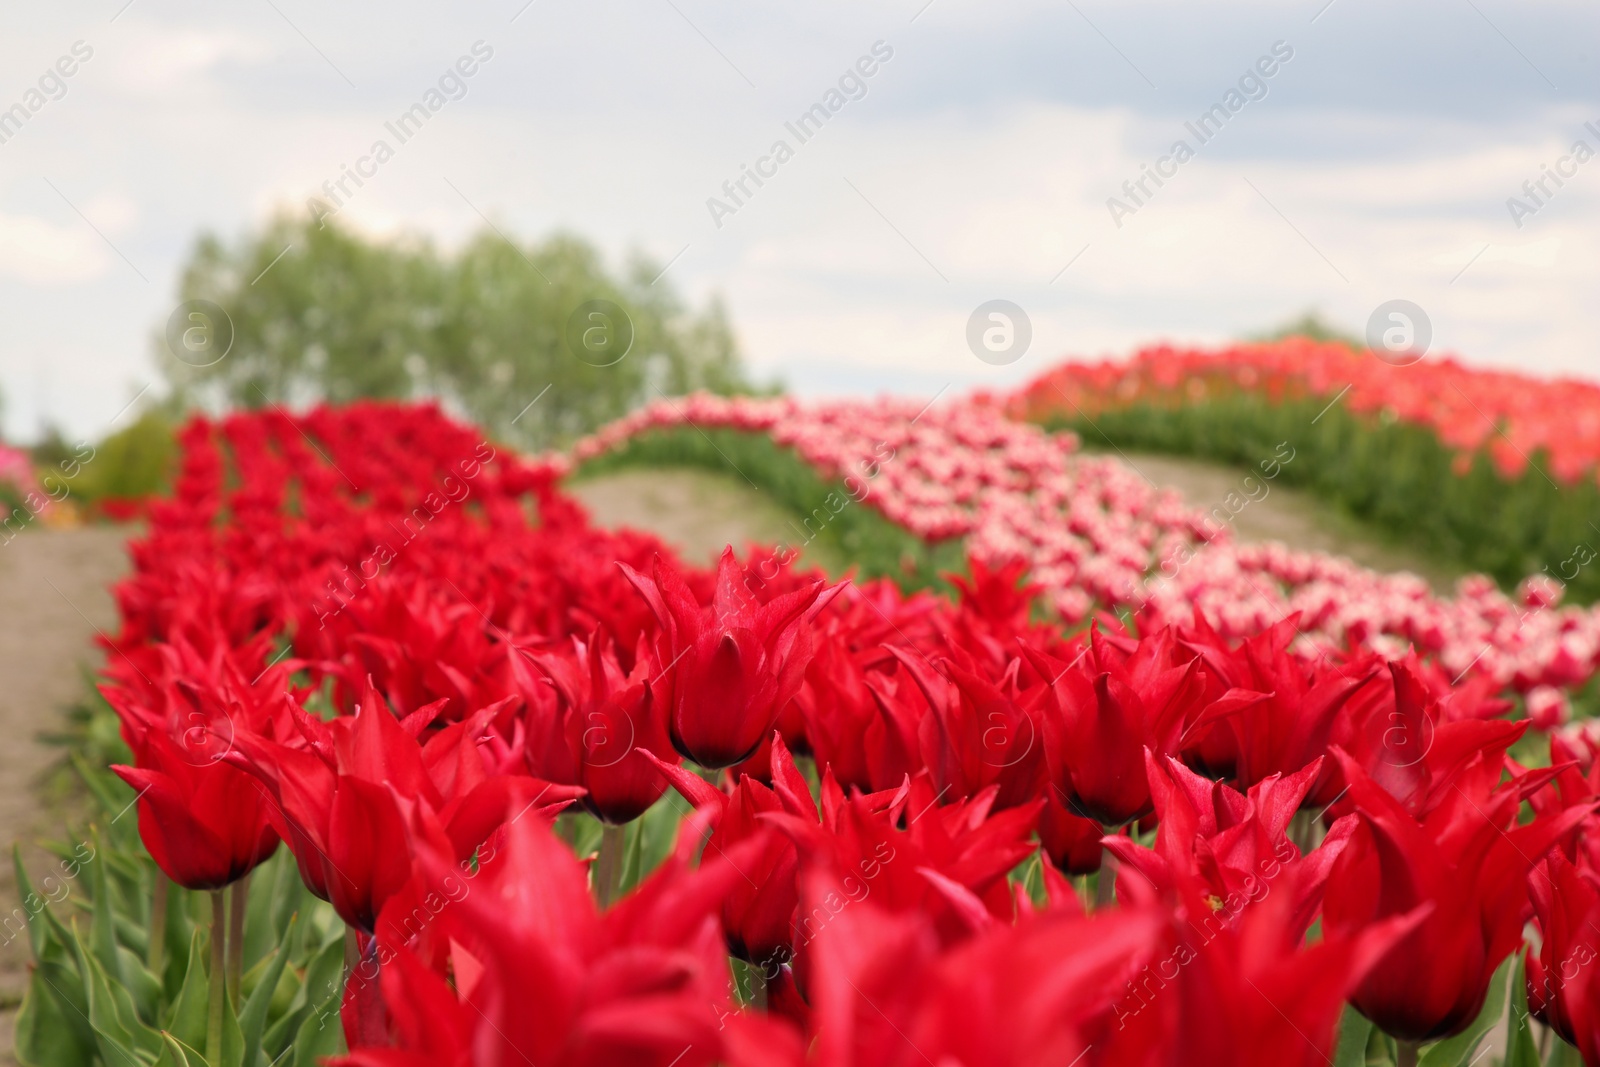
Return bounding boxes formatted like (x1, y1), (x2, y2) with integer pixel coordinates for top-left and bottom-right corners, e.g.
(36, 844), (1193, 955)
(705, 41), (895, 229)
(1106, 41), (1294, 227)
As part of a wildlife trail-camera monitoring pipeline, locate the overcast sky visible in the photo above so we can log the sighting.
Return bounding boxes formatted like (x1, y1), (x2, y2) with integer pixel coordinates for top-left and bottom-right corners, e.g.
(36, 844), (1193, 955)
(1, 0), (1596, 441)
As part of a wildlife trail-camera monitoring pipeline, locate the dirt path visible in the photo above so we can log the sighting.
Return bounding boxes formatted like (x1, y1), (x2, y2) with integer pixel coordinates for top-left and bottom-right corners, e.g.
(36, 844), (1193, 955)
(571, 461), (1463, 593)
(0, 526), (130, 1059)
(1101, 451), (1464, 593)
(567, 468), (840, 570)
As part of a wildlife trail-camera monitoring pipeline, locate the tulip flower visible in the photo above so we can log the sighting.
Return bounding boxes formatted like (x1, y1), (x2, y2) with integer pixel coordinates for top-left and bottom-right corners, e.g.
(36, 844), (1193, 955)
(621, 547), (842, 768)
(1105, 753), (1352, 941)
(764, 770), (1040, 971)
(230, 682), (582, 932)
(804, 865), (1164, 1067)
(1038, 790), (1105, 876)
(336, 805), (802, 1067)
(1526, 852), (1600, 1063)
(649, 733), (817, 967)
(524, 631), (676, 825)
(794, 638), (916, 794)
(1323, 749), (1593, 1042)
(111, 726), (281, 891)
(1029, 627), (1266, 826)
(887, 647), (1048, 811)
(1097, 866), (1425, 1067)
(1328, 660), (1532, 820)
(104, 632), (298, 890)
(1178, 613), (1378, 788)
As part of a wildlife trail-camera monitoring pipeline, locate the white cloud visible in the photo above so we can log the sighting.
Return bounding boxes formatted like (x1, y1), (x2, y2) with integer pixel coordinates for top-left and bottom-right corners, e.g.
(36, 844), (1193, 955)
(103, 27), (275, 93)
(0, 211), (106, 283)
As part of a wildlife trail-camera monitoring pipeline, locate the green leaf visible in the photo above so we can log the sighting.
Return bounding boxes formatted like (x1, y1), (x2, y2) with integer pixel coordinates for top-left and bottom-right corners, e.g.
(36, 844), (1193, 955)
(155, 1031), (207, 1067)
(1419, 957), (1511, 1067)
(1333, 1004), (1374, 1067)
(221, 981), (247, 1067)
(1504, 951), (1541, 1067)
(616, 792), (688, 896)
(288, 971), (347, 1067)
(13, 845), (74, 962)
(1550, 1038), (1586, 1066)
(238, 915), (298, 1067)
(260, 1005), (310, 1064)
(72, 750), (135, 818)
(561, 810), (604, 862)
(169, 930), (212, 1053)
(618, 815), (645, 895)
(14, 963), (97, 1067)
(68, 916), (164, 1064)
(90, 832), (129, 985)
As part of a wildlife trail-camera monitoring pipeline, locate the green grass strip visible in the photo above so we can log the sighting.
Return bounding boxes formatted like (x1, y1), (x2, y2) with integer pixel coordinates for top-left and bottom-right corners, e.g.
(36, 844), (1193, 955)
(1039, 396), (1600, 605)
(570, 425), (968, 594)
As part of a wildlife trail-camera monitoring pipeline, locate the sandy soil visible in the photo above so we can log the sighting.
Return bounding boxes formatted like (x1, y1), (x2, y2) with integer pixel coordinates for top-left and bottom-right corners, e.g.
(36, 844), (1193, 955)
(1101, 451), (1463, 593)
(573, 461), (1462, 592)
(0, 526), (130, 1059)
(567, 467), (840, 570)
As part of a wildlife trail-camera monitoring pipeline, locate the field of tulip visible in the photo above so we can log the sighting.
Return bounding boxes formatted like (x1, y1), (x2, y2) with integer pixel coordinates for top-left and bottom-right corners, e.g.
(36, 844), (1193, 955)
(571, 393), (1600, 709)
(1006, 338), (1600, 606)
(18, 397), (1600, 1066)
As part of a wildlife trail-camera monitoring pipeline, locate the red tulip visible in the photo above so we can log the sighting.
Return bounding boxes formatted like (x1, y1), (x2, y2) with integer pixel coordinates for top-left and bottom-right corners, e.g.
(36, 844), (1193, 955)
(766, 770), (1040, 968)
(104, 632), (294, 890)
(1097, 865), (1425, 1067)
(1179, 613), (1378, 788)
(622, 547), (842, 768)
(1328, 660), (1531, 821)
(1106, 754), (1351, 941)
(888, 647), (1048, 811)
(1527, 852), (1600, 1063)
(1038, 790), (1105, 876)
(1323, 748), (1592, 1042)
(111, 727), (281, 890)
(230, 682), (581, 931)
(805, 865), (1164, 1067)
(336, 805), (802, 1067)
(1030, 627), (1265, 826)
(795, 638), (915, 794)
(524, 631), (676, 825)
(650, 732), (818, 967)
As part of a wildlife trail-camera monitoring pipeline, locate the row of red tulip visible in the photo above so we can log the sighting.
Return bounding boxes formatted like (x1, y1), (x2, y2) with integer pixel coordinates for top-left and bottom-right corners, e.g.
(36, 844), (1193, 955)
(1004, 337), (1600, 485)
(100, 401), (1600, 1064)
(569, 392), (1600, 700)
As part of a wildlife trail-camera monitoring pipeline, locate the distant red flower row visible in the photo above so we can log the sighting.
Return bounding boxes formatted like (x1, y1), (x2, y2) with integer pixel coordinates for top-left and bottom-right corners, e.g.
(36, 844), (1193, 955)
(1004, 337), (1600, 484)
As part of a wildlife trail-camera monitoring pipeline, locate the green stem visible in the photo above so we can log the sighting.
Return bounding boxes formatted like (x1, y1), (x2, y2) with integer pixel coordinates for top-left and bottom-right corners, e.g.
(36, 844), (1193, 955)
(227, 873), (249, 1005)
(1396, 1039), (1419, 1067)
(207, 890), (226, 1064)
(595, 823), (627, 908)
(1289, 810), (1317, 854)
(749, 965), (769, 1011)
(147, 871), (168, 981)
(1094, 845), (1117, 910)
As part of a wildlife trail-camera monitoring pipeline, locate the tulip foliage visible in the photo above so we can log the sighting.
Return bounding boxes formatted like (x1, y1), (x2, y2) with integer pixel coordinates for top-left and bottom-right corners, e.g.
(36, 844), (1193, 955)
(1008, 337), (1600, 607)
(17, 399), (1600, 1067)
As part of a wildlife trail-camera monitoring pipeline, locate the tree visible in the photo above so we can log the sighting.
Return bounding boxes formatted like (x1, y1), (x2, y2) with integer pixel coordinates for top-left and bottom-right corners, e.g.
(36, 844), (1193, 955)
(161, 214), (755, 448)
(1247, 310), (1361, 349)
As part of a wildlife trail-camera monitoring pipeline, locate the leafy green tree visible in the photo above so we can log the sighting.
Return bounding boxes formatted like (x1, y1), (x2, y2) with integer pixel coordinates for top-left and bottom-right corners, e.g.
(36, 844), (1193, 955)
(1248, 310), (1362, 348)
(162, 213), (753, 448)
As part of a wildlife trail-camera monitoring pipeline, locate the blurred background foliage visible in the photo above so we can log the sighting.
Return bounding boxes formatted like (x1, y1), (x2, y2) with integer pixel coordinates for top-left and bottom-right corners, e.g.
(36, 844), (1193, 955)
(160, 213), (757, 452)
